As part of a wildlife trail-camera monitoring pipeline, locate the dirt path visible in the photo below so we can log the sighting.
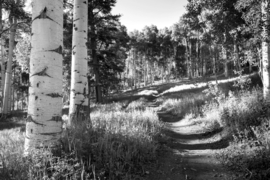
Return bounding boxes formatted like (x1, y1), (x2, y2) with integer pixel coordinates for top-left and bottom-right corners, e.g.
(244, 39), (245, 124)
(145, 101), (244, 180)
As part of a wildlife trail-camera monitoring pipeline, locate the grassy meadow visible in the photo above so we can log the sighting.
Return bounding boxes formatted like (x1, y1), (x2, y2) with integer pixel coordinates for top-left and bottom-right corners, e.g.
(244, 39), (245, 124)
(0, 99), (163, 179)
(1, 73), (270, 179)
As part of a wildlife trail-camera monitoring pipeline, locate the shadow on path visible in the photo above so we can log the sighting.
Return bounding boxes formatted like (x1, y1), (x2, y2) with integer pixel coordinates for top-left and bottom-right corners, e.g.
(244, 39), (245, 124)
(162, 127), (224, 140)
(158, 112), (230, 151)
(146, 109), (241, 180)
(169, 138), (230, 150)
(0, 120), (25, 131)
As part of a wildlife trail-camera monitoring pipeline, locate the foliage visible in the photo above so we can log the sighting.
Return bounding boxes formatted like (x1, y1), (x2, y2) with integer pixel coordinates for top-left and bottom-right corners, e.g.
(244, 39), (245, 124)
(215, 89), (270, 180)
(203, 83), (225, 104)
(88, 0), (129, 100)
(14, 34), (30, 71)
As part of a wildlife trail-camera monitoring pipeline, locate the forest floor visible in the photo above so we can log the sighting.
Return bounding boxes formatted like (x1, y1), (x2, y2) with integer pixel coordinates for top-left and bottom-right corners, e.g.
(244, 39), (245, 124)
(110, 75), (254, 180)
(2, 74), (260, 179)
(145, 104), (244, 180)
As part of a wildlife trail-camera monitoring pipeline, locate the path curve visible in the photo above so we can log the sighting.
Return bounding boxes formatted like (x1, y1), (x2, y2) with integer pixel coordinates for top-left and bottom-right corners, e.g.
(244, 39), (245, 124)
(145, 100), (244, 180)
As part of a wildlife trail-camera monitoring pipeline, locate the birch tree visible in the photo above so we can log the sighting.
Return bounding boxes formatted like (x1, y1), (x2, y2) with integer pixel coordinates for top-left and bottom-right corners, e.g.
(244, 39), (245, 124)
(1, 38), (5, 102)
(0, 1), (4, 112)
(24, 0), (63, 154)
(68, 0), (88, 126)
(2, 7), (17, 115)
(261, 0), (270, 100)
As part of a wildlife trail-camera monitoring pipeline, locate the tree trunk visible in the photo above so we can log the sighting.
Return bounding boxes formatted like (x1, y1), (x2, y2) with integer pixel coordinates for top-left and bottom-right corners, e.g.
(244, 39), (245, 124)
(144, 56), (147, 86)
(161, 65), (164, 83)
(210, 45), (216, 76)
(216, 47), (220, 74)
(24, 0), (63, 154)
(89, 5), (102, 103)
(2, 17), (17, 115)
(196, 37), (200, 77)
(11, 85), (14, 111)
(202, 44), (206, 77)
(189, 40), (194, 78)
(262, 0), (270, 100)
(185, 38), (192, 79)
(234, 41), (240, 72)
(68, 0), (88, 126)
(257, 47), (263, 80)
(149, 61), (152, 85)
(90, 24), (102, 102)
(222, 45), (229, 78)
(133, 49), (136, 89)
(0, 2), (4, 112)
(1, 38), (5, 107)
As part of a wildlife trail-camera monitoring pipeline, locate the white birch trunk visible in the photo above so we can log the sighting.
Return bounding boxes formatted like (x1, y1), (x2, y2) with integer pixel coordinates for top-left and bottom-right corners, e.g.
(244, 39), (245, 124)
(2, 17), (17, 115)
(262, 0), (270, 100)
(24, 0), (63, 154)
(68, 0), (88, 126)
(1, 38), (5, 103)
(0, 3), (4, 110)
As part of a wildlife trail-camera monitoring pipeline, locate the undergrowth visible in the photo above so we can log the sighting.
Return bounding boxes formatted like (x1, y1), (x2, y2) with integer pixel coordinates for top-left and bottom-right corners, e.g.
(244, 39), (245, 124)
(157, 75), (270, 179)
(159, 93), (208, 118)
(202, 81), (270, 179)
(215, 88), (270, 180)
(1, 74), (267, 179)
(0, 99), (163, 180)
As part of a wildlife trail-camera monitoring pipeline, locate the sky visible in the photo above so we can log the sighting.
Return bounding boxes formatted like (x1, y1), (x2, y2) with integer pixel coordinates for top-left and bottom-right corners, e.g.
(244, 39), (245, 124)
(111, 0), (188, 32)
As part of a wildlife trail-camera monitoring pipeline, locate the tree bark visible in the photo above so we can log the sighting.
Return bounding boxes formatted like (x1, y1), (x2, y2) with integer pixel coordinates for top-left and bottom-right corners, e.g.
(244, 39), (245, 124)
(222, 45), (229, 78)
(68, 0), (88, 126)
(196, 36), (200, 77)
(11, 85), (14, 111)
(234, 38), (240, 72)
(24, 0), (63, 154)
(89, 8), (102, 103)
(202, 45), (206, 77)
(185, 38), (192, 79)
(133, 49), (136, 89)
(0, 2), (4, 112)
(262, 0), (270, 100)
(189, 40), (194, 78)
(210, 45), (216, 77)
(2, 17), (17, 115)
(144, 55), (147, 86)
(1, 38), (5, 107)
(145, 58), (148, 86)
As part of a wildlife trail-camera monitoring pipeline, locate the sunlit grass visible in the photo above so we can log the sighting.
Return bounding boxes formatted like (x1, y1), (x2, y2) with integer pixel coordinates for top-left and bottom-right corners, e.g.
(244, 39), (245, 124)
(159, 93), (209, 119)
(0, 128), (27, 179)
(0, 100), (163, 179)
(159, 73), (253, 95)
(202, 87), (270, 179)
(61, 101), (163, 179)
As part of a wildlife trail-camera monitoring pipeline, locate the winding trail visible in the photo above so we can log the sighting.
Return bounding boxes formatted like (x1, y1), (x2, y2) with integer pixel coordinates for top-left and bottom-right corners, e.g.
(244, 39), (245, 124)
(145, 100), (244, 180)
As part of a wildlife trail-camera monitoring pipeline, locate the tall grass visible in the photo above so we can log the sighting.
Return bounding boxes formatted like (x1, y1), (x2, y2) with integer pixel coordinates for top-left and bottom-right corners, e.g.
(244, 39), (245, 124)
(0, 100), (163, 180)
(0, 128), (27, 179)
(202, 87), (270, 179)
(156, 76), (270, 179)
(159, 93), (209, 118)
